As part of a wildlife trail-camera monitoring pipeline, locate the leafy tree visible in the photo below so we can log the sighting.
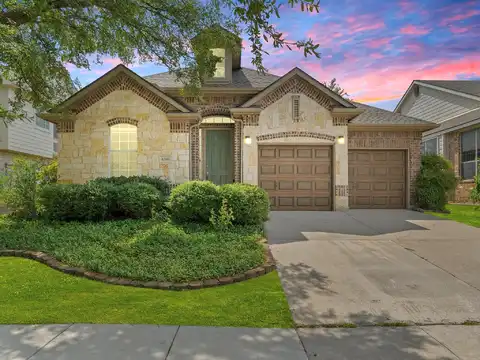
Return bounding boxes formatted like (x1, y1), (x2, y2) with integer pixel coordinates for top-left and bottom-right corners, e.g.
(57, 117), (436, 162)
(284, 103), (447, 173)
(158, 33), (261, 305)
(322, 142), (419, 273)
(1, 0), (321, 122)
(323, 78), (350, 99)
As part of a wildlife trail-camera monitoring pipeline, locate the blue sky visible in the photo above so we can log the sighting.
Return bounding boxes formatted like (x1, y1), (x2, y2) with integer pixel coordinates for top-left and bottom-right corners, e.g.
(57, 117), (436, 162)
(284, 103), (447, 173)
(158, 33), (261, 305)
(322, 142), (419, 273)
(67, 0), (480, 110)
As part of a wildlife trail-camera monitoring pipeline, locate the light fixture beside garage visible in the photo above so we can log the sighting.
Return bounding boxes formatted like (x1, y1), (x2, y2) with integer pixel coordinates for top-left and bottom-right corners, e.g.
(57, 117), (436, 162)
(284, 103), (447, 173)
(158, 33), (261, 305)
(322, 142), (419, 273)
(337, 136), (345, 144)
(244, 136), (252, 145)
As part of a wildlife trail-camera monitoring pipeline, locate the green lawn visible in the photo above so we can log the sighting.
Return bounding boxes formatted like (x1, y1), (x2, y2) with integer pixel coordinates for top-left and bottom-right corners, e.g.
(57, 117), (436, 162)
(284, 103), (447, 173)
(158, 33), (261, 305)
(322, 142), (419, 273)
(426, 204), (480, 227)
(0, 257), (293, 327)
(0, 218), (264, 282)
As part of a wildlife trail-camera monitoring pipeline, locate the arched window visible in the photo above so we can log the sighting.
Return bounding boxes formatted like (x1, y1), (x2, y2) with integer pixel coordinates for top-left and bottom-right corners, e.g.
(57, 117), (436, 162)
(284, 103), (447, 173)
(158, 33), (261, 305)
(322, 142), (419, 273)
(109, 123), (138, 177)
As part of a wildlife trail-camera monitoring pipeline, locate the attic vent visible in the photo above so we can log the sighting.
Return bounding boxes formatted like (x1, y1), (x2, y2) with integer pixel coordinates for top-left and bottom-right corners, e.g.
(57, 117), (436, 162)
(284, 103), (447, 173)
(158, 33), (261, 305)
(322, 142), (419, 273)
(292, 95), (300, 122)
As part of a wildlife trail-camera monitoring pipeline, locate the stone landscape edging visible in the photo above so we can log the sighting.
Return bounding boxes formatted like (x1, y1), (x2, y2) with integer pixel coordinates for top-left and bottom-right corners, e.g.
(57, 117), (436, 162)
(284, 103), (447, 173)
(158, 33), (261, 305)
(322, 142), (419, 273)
(0, 243), (276, 291)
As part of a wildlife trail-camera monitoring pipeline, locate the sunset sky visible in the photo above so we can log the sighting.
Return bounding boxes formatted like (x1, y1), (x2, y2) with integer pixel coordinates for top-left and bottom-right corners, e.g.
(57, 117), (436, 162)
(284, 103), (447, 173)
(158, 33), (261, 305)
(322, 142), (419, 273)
(68, 0), (480, 111)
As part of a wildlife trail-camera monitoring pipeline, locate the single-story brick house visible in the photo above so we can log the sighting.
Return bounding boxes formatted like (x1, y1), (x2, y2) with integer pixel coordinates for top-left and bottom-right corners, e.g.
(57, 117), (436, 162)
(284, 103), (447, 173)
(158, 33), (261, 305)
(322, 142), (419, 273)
(395, 80), (480, 203)
(41, 40), (437, 211)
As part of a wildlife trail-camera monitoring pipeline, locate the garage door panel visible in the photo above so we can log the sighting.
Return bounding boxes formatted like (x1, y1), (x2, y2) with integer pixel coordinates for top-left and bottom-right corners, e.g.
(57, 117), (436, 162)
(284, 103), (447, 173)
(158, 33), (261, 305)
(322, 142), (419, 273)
(349, 150), (406, 209)
(259, 145), (332, 211)
(278, 148), (295, 158)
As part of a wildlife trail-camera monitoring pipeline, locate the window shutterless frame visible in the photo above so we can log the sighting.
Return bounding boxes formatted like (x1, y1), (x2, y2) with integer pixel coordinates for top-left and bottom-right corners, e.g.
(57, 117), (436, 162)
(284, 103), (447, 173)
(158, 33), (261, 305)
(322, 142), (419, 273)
(108, 123), (138, 177)
(460, 129), (479, 180)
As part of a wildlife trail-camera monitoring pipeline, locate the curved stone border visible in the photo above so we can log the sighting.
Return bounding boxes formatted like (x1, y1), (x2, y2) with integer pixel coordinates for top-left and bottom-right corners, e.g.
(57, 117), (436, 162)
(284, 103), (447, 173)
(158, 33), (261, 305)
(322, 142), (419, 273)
(0, 243), (276, 291)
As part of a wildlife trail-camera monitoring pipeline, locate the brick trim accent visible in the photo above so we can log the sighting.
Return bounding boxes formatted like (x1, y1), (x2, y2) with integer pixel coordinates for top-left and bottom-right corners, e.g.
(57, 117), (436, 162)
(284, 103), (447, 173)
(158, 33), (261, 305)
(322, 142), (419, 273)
(72, 73), (172, 114)
(199, 123), (234, 129)
(190, 124), (200, 180)
(57, 120), (75, 133)
(335, 185), (349, 196)
(0, 244), (275, 291)
(260, 76), (333, 110)
(106, 117), (139, 127)
(169, 121), (190, 133)
(234, 120), (242, 182)
(332, 116), (349, 126)
(348, 131), (422, 207)
(257, 131), (336, 142)
(232, 113), (260, 126)
(198, 105), (231, 118)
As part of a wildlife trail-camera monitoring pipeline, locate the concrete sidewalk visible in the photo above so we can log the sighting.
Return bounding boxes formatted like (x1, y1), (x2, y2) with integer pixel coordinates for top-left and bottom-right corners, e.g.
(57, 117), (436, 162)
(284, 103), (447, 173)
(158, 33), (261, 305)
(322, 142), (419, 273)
(0, 324), (478, 359)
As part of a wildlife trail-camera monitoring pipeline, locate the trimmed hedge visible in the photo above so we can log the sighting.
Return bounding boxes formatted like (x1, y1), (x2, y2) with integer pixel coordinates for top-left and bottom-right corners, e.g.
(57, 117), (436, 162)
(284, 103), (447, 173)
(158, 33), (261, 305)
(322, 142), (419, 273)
(219, 183), (270, 225)
(90, 175), (172, 196)
(169, 181), (221, 223)
(38, 182), (163, 221)
(169, 181), (270, 225)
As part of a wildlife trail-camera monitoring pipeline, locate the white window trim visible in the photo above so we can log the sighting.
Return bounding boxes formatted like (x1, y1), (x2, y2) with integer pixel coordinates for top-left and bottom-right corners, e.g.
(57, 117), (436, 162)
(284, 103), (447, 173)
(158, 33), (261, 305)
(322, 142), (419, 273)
(212, 48), (226, 79)
(108, 124), (139, 177)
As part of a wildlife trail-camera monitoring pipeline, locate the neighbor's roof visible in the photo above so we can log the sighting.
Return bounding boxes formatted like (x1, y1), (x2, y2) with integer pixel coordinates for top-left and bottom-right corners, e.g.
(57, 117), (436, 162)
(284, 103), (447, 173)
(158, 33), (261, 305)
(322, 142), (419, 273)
(418, 80), (480, 97)
(351, 102), (437, 126)
(144, 68), (280, 89)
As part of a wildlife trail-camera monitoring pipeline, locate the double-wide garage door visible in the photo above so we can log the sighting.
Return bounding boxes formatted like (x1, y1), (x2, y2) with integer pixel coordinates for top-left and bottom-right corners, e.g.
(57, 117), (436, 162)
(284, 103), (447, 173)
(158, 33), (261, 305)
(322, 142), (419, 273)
(258, 146), (407, 211)
(258, 145), (332, 210)
(348, 150), (406, 209)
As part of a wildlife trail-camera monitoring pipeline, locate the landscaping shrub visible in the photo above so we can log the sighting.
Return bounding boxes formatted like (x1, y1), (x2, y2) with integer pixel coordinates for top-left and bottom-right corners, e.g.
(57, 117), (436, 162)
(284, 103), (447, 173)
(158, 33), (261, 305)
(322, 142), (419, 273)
(415, 154), (457, 211)
(37, 158), (58, 186)
(219, 183), (270, 225)
(0, 157), (42, 218)
(91, 175), (172, 196)
(39, 182), (115, 221)
(210, 198), (234, 231)
(169, 181), (221, 223)
(116, 183), (164, 219)
(470, 175), (480, 205)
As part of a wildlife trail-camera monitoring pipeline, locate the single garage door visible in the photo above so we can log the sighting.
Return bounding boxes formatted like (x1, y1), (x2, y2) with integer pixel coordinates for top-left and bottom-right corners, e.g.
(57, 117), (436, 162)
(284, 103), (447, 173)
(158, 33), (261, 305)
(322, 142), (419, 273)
(348, 150), (406, 209)
(258, 145), (332, 211)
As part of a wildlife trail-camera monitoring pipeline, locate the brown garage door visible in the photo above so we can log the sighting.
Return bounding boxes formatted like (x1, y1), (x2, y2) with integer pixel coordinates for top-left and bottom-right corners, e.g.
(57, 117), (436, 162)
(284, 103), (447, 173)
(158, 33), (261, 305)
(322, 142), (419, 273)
(258, 145), (332, 211)
(348, 150), (406, 209)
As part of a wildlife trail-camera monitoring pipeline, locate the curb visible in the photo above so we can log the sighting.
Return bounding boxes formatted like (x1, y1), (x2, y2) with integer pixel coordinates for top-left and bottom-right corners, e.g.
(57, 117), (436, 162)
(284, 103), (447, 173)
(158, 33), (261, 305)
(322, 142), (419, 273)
(0, 245), (276, 291)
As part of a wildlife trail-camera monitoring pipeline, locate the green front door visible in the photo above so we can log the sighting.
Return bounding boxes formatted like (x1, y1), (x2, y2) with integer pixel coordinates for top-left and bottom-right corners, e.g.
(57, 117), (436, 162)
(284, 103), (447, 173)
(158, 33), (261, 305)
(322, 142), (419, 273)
(205, 129), (234, 185)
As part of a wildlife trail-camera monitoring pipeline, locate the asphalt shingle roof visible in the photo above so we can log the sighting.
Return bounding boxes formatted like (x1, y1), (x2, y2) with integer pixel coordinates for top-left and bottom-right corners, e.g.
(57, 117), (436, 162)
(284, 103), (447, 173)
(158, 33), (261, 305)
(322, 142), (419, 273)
(351, 102), (436, 125)
(418, 80), (480, 97)
(144, 68), (280, 89)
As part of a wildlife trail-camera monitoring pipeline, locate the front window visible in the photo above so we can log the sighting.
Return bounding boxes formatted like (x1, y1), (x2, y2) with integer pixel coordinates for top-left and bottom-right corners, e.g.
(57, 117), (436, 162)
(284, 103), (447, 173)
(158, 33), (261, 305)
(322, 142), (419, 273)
(421, 137), (438, 155)
(461, 129), (480, 180)
(212, 48), (226, 78)
(109, 123), (138, 177)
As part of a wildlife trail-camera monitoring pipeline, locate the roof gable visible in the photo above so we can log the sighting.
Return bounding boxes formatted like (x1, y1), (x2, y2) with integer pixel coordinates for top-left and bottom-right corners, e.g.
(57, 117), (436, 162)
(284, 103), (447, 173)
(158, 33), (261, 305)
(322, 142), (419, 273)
(240, 67), (355, 109)
(50, 65), (190, 114)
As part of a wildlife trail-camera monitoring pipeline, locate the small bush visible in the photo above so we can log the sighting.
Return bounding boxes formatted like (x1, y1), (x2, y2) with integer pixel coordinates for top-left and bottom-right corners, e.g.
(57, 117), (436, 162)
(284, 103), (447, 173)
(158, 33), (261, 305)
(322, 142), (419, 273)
(91, 175), (172, 196)
(39, 182), (115, 221)
(415, 154), (457, 211)
(219, 183), (270, 225)
(169, 181), (221, 223)
(37, 158), (58, 186)
(470, 175), (480, 204)
(116, 183), (164, 219)
(0, 157), (42, 218)
(210, 198), (234, 231)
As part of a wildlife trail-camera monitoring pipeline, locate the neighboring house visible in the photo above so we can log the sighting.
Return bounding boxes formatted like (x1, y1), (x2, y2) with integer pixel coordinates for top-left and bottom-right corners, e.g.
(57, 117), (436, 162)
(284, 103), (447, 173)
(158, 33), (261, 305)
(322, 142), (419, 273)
(40, 30), (436, 211)
(0, 79), (57, 171)
(395, 80), (480, 202)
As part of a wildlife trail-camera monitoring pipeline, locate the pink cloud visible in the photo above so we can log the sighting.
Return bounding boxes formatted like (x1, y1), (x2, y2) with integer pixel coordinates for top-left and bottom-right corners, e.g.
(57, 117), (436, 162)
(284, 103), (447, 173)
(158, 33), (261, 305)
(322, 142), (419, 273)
(399, 0), (415, 12)
(366, 38), (392, 48)
(345, 15), (385, 33)
(299, 56), (480, 103)
(103, 58), (124, 66)
(400, 25), (431, 35)
(370, 53), (385, 59)
(441, 9), (480, 25)
(449, 26), (470, 34)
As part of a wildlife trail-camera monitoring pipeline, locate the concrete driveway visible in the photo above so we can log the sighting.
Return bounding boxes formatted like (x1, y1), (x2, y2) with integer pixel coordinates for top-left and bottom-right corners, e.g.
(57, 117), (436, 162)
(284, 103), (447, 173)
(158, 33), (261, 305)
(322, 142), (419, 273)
(266, 209), (480, 326)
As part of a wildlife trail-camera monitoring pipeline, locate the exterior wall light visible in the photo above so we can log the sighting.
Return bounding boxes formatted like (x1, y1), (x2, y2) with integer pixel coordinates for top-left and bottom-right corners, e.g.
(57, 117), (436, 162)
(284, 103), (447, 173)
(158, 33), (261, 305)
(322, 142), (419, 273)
(337, 136), (345, 145)
(244, 136), (252, 145)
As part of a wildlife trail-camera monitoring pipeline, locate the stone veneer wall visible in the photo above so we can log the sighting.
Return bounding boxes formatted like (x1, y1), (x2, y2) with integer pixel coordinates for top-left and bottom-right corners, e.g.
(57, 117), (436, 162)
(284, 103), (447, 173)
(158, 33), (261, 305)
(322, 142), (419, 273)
(348, 131), (422, 208)
(242, 93), (349, 210)
(445, 131), (475, 203)
(58, 90), (189, 184)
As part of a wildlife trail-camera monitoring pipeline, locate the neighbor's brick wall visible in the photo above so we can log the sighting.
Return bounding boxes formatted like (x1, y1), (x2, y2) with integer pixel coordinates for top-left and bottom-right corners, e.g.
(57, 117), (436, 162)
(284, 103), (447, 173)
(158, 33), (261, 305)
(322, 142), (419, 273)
(58, 90), (189, 184)
(348, 131), (422, 208)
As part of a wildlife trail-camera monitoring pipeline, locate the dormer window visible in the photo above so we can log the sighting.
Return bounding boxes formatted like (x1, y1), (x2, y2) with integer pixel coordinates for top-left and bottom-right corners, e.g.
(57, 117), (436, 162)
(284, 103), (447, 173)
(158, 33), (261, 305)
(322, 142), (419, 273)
(212, 48), (226, 78)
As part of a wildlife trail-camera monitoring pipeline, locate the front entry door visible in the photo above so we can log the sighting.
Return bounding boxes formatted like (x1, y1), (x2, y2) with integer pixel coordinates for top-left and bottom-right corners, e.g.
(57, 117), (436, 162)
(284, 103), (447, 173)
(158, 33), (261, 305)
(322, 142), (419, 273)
(205, 129), (233, 185)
